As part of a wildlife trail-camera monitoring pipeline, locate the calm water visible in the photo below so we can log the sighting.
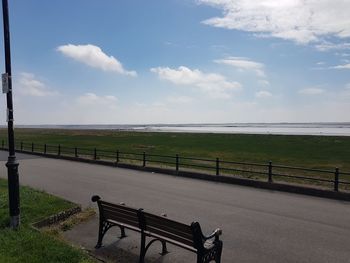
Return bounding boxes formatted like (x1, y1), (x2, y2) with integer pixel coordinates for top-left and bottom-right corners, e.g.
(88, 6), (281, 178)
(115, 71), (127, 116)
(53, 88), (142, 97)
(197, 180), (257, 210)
(10, 123), (350, 136)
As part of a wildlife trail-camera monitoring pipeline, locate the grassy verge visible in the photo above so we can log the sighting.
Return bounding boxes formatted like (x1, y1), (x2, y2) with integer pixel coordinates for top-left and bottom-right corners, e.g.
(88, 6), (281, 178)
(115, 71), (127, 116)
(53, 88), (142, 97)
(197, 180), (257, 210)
(0, 178), (94, 263)
(1, 128), (350, 191)
(2, 128), (350, 170)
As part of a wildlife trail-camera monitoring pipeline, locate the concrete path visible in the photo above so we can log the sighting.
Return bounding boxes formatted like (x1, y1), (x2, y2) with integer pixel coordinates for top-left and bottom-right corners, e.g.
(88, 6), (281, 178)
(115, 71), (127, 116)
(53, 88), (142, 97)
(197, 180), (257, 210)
(1, 151), (350, 262)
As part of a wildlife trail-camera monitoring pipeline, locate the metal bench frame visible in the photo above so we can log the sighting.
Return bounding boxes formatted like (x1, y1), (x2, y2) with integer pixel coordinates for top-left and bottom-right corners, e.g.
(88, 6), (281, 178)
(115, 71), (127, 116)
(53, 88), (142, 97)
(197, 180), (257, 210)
(92, 195), (223, 263)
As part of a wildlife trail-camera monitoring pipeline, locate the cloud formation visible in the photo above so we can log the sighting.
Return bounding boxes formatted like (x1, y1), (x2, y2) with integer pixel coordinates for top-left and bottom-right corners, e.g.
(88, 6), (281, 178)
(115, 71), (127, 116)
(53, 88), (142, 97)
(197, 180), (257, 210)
(215, 57), (266, 77)
(166, 96), (193, 104)
(255, 90), (272, 98)
(17, 72), (58, 97)
(76, 93), (118, 109)
(199, 0), (350, 44)
(57, 44), (137, 76)
(315, 42), (350, 52)
(150, 66), (241, 99)
(331, 64), (350, 70)
(298, 87), (325, 95)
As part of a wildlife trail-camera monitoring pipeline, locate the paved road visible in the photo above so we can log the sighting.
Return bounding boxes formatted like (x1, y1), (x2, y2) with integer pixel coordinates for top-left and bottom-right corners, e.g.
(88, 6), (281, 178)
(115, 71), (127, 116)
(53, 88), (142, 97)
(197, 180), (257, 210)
(1, 151), (350, 262)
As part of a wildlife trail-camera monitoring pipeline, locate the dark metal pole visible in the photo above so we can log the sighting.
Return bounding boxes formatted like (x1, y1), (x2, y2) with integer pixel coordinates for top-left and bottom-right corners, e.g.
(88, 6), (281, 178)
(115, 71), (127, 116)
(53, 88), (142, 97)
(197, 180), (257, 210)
(2, 0), (20, 228)
(268, 161), (273, 183)
(216, 158), (220, 176)
(334, 167), (339, 192)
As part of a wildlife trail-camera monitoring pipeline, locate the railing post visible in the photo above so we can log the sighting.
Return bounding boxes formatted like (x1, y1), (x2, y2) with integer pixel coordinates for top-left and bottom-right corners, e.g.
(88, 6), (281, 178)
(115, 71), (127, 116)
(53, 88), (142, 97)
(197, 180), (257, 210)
(58, 144), (61, 156)
(44, 144), (47, 154)
(20, 141), (23, 151)
(334, 167), (339, 192)
(268, 161), (273, 183)
(216, 158), (220, 176)
(31, 142), (34, 152)
(143, 152), (146, 167)
(94, 148), (97, 160)
(176, 154), (179, 173)
(116, 150), (119, 163)
(75, 147), (78, 158)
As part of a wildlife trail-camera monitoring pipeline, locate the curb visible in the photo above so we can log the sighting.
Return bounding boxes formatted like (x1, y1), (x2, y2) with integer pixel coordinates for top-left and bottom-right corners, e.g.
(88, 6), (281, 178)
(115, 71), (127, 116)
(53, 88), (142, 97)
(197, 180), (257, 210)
(31, 206), (82, 230)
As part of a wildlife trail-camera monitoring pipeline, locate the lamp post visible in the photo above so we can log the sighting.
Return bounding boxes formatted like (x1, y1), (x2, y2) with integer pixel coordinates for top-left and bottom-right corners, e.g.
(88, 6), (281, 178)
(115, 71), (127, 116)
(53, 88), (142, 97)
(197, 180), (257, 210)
(2, 0), (20, 228)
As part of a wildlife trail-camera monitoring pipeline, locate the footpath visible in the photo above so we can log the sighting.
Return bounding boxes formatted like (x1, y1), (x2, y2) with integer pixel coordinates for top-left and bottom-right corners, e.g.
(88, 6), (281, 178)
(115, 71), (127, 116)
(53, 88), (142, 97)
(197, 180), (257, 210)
(1, 151), (350, 262)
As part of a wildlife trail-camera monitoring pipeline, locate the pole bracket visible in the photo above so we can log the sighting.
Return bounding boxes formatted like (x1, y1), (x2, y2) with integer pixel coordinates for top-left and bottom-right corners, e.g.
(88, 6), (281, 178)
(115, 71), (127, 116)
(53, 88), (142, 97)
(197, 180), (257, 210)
(2, 72), (10, 93)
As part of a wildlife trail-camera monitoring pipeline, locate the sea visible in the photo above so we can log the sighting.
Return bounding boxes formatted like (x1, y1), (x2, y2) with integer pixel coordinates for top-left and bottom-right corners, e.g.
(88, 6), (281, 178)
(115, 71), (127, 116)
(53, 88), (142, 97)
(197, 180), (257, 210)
(8, 122), (350, 136)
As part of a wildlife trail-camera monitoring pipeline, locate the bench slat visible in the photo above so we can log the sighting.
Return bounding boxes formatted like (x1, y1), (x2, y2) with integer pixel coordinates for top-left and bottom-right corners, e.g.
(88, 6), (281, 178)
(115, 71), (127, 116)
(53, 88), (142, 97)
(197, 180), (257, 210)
(104, 210), (139, 227)
(143, 212), (191, 232)
(145, 226), (194, 247)
(145, 217), (193, 240)
(108, 219), (142, 233)
(102, 206), (138, 220)
(145, 231), (197, 253)
(100, 201), (138, 213)
(143, 212), (193, 238)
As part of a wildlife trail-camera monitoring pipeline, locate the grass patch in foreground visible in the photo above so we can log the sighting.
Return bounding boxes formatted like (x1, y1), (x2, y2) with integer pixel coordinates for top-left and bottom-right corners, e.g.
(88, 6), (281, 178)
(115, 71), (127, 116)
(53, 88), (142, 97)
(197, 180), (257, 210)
(0, 178), (93, 263)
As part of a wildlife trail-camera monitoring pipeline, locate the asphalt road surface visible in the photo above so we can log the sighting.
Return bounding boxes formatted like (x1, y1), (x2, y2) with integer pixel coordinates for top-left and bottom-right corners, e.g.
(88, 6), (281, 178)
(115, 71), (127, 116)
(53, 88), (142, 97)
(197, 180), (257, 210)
(1, 151), (350, 262)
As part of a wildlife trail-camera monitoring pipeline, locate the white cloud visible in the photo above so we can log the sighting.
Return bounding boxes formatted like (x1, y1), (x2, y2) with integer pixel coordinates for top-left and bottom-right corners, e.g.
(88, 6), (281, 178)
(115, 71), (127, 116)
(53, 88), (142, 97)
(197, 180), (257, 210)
(57, 44), (137, 76)
(315, 42), (350, 52)
(255, 90), (272, 98)
(331, 64), (350, 70)
(17, 72), (58, 97)
(345, 83), (350, 90)
(198, 0), (350, 44)
(76, 93), (118, 109)
(166, 96), (193, 104)
(337, 53), (350, 57)
(150, 66), (241, 99)
(298, 87), (325, 95)
(258, 80), (270, 87)
(215, 57), (266, 77)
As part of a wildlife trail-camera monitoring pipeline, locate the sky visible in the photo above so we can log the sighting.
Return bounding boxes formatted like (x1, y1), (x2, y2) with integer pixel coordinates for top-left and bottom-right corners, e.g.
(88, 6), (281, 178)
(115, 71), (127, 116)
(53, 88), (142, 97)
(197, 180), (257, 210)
(0, 0), (350, 124)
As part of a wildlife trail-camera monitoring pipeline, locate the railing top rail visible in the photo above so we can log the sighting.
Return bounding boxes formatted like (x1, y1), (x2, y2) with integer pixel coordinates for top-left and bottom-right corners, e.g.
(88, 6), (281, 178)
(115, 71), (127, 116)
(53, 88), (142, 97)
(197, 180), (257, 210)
(220, 160), (267, 167)
(180, 156), (216, 162)
(147, 153), (176, 159)
(118, 151), (144, 156)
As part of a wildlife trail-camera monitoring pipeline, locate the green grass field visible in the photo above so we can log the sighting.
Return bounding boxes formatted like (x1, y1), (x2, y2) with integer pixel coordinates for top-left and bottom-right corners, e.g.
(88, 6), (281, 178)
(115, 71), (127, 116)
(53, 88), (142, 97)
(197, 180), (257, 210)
(1, 128), (350, 171)
(0, 178), (93, 263)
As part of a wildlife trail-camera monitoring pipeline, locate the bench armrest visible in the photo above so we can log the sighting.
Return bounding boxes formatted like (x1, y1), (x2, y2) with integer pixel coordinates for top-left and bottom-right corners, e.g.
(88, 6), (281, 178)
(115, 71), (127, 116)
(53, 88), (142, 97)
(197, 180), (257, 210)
(203, 228), (222, 241)
(91, 195), (101, 202)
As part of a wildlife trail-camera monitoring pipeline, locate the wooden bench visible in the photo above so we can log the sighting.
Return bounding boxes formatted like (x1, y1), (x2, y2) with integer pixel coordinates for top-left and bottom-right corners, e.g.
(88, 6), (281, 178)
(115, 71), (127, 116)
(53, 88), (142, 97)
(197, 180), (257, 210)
(92, 195), (223, 263)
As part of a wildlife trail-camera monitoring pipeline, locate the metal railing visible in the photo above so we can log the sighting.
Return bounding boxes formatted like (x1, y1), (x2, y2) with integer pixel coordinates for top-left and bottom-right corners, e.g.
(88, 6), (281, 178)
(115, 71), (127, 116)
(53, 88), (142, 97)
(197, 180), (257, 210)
(1, 139), (349, 192)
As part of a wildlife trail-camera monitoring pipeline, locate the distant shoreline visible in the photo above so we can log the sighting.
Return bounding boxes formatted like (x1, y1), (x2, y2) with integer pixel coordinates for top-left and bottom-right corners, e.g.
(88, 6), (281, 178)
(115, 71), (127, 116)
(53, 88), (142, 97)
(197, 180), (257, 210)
(1, 122), (350, 136)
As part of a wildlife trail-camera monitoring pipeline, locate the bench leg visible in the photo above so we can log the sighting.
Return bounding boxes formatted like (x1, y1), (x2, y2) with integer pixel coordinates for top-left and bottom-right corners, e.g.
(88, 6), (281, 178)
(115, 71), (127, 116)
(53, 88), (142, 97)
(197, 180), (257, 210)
(139, 233), (146, 263)
(215, 241), (223, 263)
(119, 226), (126, 238)
(160, 241), (168, 255)
(95, 220), (113, 249)
(197, 242), (223, 263)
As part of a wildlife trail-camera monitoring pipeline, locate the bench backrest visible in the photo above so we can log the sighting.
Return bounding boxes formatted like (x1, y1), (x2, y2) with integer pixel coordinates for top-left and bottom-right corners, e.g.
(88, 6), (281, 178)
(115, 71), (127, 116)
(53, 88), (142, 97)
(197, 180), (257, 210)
(141, 211), (194, 248)
(99, 200), (140, 229)
(92, 196), (198, 250)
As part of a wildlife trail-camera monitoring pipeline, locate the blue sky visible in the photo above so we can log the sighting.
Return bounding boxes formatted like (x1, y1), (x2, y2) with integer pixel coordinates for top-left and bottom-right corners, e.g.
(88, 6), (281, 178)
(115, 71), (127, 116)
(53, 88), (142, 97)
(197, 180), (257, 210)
(0, 0), (350, 124)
